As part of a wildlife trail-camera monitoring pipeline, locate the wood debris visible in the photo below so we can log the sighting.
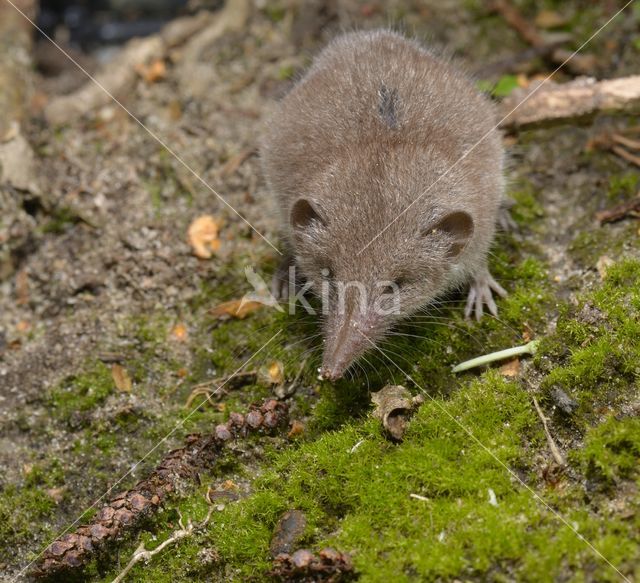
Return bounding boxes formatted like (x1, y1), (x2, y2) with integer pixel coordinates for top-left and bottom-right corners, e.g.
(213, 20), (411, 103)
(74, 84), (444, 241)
(33, 399), (289, 578)
(499, 76), (640, 129)
(588, 128), (640, 169)
(595, 194), (640, 225)
(271, 548), (355, 582)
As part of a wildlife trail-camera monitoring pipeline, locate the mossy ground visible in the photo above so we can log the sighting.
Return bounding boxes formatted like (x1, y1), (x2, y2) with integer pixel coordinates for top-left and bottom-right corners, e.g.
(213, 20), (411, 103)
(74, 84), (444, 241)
(2, 1), (640, 581)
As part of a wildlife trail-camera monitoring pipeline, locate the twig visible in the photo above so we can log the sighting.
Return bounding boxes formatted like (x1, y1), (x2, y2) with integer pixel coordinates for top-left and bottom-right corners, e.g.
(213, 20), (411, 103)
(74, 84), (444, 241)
(184, 370), (258, 408)
(532, 396), (566, 466)
(112, 496), (214, 583)
(488, 0), (594, 75)
(595, 193), (640, 224)
(452, 340), (539, 373)
(612, 145), (640, 168)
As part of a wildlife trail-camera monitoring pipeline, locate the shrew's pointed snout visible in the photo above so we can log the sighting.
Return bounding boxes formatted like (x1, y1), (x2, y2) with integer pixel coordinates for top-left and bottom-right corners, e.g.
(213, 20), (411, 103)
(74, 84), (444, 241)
(320, 317), (377, 381)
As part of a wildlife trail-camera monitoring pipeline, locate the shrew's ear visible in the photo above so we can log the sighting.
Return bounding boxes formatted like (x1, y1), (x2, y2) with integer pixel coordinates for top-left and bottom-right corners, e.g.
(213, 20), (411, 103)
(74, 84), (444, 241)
(290, 199), (327, 231)
(423, 211), (474, 259)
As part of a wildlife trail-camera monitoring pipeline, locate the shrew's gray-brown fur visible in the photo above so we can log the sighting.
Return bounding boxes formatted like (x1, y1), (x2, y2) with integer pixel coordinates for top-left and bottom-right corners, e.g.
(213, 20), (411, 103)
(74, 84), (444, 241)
(261, 30), (507, 380)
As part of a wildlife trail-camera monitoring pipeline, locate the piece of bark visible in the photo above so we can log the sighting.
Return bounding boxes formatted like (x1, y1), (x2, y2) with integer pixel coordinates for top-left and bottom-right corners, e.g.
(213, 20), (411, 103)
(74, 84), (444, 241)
(499, 76), (640, 129)
(32, 399), (289, 578)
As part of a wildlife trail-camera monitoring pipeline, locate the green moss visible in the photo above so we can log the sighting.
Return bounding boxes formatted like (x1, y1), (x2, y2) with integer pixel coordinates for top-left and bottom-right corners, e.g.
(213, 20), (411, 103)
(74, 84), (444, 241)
(49, 361), (115, 420)
(607, 172), (639, 202)
(277, 64), (295, 81)
(0, 459), (66, 558)
(576, 416), (640, 487)
(99, 368), (638, 582)
(540, 259), (640, 419)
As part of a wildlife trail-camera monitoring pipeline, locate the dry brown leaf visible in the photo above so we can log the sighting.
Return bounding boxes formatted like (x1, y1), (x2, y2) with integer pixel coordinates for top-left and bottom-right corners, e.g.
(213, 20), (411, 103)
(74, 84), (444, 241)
(534, 9), (567, 29)
(267, 361), (284, 385)
(288, 420), (305, 438)
(16, 320), (30, 333)
(209, 299), (263, 319)
(188, 215), (222, 259)
(499, 358), (521, 377)
(171, 322), (189, 342)
(111, 363), (133, 392)
(46, 487), (66, 504)
(136, 58), (167, 83)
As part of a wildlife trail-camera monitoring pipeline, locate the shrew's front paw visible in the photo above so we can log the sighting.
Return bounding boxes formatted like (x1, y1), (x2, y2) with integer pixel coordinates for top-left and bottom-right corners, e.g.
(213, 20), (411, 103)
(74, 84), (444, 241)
(464, 270), (507, 320)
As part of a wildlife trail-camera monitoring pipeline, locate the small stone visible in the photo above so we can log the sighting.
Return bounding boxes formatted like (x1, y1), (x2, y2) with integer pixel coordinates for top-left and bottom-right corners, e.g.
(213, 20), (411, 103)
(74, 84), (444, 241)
(551, 387), (578, 415)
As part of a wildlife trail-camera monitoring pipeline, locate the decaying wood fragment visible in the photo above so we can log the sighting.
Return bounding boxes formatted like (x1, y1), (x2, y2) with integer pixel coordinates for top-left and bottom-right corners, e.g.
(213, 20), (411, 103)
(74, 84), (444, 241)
(499, 76), (640, 129)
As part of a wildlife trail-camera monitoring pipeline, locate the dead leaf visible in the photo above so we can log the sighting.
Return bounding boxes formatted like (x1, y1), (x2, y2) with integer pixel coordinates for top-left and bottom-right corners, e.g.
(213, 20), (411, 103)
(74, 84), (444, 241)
(371, 385), (424, 441)
(535, 10), (567, 29)
(187, 215), (222, 259)
(499, 358), (521, 377)
(136, 58), (167, 83)
(171, 322), (189, 342)
(267, 361), (284, 385)
(16, 320), (30, 333)
(111, 363), (132, 392)
(45, 487), (66, 504)
(209, 299), (263, 319)
(288, 420), (305, 438)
